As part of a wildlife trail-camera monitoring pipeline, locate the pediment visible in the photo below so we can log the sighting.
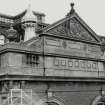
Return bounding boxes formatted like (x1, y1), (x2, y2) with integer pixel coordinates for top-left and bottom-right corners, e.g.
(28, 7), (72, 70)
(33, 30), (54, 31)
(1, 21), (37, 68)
(23, 37), (43, 51)
(43, 13), (100, 43)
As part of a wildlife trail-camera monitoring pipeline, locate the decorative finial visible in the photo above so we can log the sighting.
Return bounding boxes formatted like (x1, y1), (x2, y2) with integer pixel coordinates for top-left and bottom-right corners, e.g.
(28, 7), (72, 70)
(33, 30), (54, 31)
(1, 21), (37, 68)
(28, 0), (31, 10)
(66, 2), (75, 17)
(71, 3), (74, 8)
(7, 25), (17, 42)
(22, 0), (36, 22)
(70, 2), (75, 14)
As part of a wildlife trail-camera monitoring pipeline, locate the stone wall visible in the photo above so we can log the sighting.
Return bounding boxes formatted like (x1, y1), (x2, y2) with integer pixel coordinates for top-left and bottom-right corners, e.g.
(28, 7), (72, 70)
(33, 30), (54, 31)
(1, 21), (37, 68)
(22, 81), (104, 105)
(44, 36), (103, 59)
(0, 52), (44, 75)
(45, 56), (105, 77)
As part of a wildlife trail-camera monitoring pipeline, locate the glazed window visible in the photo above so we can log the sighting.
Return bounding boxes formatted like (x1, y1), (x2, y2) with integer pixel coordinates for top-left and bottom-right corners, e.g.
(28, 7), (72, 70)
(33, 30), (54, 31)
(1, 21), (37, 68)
(26, 54), (39, 66)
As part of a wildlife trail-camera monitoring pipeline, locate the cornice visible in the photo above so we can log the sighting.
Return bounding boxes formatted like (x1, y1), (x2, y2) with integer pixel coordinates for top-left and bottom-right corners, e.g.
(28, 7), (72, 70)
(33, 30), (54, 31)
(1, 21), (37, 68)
(0, 45), (104, 63)
(0, 42), (42, 54)
(40, 33), (101, 45)
(42, 52), (105, 62)
(1, 75), (105, 83)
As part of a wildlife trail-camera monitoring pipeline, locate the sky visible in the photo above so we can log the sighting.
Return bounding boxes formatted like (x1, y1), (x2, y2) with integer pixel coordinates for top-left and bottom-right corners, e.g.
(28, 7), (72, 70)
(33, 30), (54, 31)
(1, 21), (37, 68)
(0, 0), (105, 36)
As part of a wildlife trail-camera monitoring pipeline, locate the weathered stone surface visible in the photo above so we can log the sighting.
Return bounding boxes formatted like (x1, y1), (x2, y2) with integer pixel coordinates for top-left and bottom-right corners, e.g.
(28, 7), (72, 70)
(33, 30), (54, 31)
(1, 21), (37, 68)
(44, 37), (103, 60)
(0, 3), (105, 105)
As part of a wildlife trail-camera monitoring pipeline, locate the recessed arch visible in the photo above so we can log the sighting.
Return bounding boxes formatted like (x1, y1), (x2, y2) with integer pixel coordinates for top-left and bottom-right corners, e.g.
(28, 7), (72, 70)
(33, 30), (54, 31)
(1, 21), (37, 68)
(48, 96), (65, 105)
(47, 102), (59, 105)
(91, 95), (105, 105)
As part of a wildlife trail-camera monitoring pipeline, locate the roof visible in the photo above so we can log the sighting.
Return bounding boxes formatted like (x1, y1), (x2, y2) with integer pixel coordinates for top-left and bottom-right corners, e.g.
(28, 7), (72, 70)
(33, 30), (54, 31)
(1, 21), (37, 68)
(41, 4), (101, 44)
(0, 9), (45, 21)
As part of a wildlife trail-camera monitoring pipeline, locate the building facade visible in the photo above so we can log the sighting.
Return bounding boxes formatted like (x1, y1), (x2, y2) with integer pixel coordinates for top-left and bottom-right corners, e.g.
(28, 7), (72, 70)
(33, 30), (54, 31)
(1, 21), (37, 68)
(0, 3), (105, 105)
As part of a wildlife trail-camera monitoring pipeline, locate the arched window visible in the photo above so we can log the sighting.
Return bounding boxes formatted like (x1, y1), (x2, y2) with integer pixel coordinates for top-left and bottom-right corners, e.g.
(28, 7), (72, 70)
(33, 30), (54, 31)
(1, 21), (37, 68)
(92, 96), (105, 105)
(47, 97), (65, 105)
(47, 102), (59, 105)
(0, 35), (5, 45)
(96, 97), (105, 105)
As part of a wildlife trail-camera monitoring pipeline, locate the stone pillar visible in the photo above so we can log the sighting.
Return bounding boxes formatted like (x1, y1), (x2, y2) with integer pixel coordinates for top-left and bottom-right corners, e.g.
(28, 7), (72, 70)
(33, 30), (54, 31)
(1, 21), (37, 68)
(21, 81), (25, 89)
(22, 22), (36, 41)
(9, 81), (13, 89)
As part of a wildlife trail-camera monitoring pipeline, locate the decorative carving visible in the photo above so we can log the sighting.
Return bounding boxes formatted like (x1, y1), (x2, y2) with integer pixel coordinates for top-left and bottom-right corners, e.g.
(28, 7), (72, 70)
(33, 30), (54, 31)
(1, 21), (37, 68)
(74, 60), (79, 67)
(45, 37), (102, 56)
(45, 38), (61, 47)
(53, 58), (98, 71)
(67, 41), (82, 50)
(7, 26), (17, 42)
(65, 18), (96, 41)
(47, 23), (68, 36)
(30, 39), (42, 48)
(46, 18), (97, 42)
(22, 22), (36, 29)
(61, 60), (66, 66)
(69, 18), (84, 34)
(68, 60), (73, 67)
(62, 40), (67, 48)
(54, 59), (59, 66)
(88, 45), (101, 53)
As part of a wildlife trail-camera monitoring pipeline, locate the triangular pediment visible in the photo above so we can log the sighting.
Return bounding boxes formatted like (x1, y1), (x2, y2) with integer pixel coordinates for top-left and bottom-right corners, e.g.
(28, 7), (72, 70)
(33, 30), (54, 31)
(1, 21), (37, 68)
(22, 37), (43, 52)
(43, 13), (100, 43)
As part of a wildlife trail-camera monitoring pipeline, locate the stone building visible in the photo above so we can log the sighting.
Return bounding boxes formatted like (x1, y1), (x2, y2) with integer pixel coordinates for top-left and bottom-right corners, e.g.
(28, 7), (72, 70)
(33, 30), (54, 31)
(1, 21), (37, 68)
(0, 3), (105, 105)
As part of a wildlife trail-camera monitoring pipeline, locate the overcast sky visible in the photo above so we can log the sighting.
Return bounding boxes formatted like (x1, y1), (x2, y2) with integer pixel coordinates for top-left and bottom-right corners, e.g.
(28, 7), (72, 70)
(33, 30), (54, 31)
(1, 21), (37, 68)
(0, 0), (105, 36)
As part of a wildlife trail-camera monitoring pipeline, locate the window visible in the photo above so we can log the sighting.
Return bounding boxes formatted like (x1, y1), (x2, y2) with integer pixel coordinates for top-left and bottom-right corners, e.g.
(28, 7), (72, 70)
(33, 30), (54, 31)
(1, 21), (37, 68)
(0, 35), (5, 45)
(68, 60), (73, 67)
(26, 54), (39, 66)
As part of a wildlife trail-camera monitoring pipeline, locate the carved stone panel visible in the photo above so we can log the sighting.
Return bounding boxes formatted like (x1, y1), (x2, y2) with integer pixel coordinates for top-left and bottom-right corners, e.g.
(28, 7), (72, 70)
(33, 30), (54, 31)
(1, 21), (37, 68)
(45, 57), (105, 77)
(53, 57), (99, 71)
(44, 37), (102, 59)
(67, 18), (94, 41)
(46, 17), (98, 42)
(45, 38), (61, 47)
